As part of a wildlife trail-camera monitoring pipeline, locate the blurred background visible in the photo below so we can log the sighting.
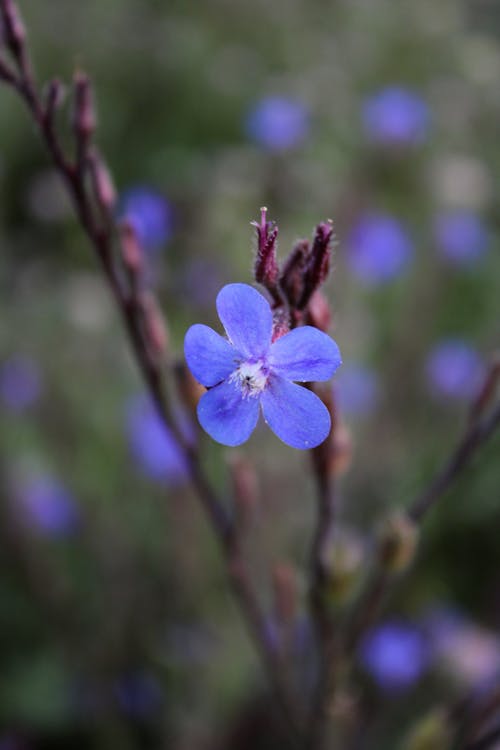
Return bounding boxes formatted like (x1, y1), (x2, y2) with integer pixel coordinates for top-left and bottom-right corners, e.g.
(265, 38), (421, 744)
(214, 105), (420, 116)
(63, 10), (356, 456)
(0, 0), (499, 747)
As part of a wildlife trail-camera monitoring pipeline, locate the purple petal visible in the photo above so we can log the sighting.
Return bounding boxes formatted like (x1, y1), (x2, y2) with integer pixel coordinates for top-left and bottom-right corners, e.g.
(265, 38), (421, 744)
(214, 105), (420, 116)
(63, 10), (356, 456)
(216, 284), (272, 359)
(197, 379), (260, 446)
(184, 324), (239, 387)
(269, 326), (342, 382)
(261, 375), (331, 449)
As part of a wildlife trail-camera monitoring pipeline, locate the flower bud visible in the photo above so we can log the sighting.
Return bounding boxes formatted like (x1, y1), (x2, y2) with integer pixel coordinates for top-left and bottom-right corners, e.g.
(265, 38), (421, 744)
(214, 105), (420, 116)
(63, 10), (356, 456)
(326, 531), (364, 604)
(89, 148), (116, 210)
(73, 71), (96, 141)
(378, 512), (418, 573)
(402, 710), (451, 750)
(305, 290), (332, 333)
(279, 238), (309, 308)
(252, 206), (280, 297)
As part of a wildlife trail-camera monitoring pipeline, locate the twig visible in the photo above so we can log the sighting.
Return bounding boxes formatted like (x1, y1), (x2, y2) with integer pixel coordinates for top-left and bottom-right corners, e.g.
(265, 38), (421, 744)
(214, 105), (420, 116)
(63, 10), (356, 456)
(0, 1), (301, 738)
(346, 397), (500, 656)
(306, 390), (339, 750)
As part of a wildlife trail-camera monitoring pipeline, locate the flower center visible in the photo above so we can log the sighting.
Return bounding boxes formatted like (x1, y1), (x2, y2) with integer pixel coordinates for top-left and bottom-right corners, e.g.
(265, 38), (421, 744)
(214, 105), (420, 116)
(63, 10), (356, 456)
(231, 360), (269, 397)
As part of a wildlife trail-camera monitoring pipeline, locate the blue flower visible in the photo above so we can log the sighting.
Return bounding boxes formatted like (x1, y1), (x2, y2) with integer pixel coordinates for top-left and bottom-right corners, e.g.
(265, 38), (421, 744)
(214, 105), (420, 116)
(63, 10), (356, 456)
(126, 395), (190, 485)
(347, 213), (413, 285)
(119, 186), (172, 252)
(433, 210), (489, 267)
(245, 96), (310, 151)
(0, 355), (42, 413)
(362, 86), (430, 146)
(425, 339), (485, 400)
(359, 620), (430, 691)
(184, 284), (341, 449)
(14, 474), (79, 537)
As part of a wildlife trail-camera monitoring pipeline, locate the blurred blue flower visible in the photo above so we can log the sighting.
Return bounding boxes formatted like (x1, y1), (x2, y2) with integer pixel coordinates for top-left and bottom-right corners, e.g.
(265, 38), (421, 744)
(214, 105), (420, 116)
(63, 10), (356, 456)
(119, 186), (172, 251)
(114, 673), (163, 719)
(245, 96), (310, 151)
(360, 620), (429, 690)
(362, 86), (430, 146)
(334, 363), (380, 417)
(347, 213), (413, 285)
(126, 395), (190, 485)
(433, 210), (489, 267)
(184, 284), (341, 449)
(425, 339), (485, 400)
(424, 606), (500, 686)
(15, 474), (79, 537)
(0, 355), (42, 412)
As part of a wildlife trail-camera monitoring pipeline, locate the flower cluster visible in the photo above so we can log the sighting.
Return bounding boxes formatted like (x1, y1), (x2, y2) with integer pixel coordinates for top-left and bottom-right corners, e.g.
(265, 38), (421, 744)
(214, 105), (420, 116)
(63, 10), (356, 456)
(185, 283), (341, 449)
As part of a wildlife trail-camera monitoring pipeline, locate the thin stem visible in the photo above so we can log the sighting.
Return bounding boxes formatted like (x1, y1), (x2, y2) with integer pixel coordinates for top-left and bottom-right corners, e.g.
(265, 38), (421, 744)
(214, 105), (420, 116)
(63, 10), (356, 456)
(346, 401), (500, 656)
(0, 3), (300, 739)
(307, 436), (338, 749)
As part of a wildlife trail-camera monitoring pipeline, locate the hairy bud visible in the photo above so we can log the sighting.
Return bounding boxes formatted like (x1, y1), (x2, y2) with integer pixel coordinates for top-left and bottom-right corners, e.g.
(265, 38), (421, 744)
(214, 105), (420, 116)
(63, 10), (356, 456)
(89, 148), (116, 210)
(305, 290), (332, 333)
(73, 71), (96, 141)
(297, 220), (334, 310)
(327, 531), (364, 604)
(252, 206), (280, 300)
(279, 238), (309, 308)
(378, 512), (418, 573)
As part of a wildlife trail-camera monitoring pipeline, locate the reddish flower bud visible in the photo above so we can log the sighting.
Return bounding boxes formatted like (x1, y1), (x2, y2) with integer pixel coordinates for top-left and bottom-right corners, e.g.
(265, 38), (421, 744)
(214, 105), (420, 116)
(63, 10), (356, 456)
(305, 290), (332, 333)
(297, 220), (334, 310)
(279, 238), (310, 308)
(73, 71), (96, 141)
(89, 148), (116, 210)
(252, 206), (280, 300)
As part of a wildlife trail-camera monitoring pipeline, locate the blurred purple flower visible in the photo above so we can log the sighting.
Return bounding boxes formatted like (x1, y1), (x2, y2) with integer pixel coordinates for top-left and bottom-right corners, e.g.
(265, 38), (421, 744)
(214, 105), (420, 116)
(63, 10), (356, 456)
(347, 213), (413, 285)
(126, 395), (190, 485)
(434, 210), (489, 267)
(425, 339), (485, 400)
(424, 606), (500, 686)
(359, 620), (429, 690)
(119, 186), (172, 251)
(362, 86), (430, 146)
(0, 736), (30, 750)
(114, 673), (163, 719)
(15, 474), (79, 537)
(334, 363), (380, 417)
(184, 284), (341, 449)
(0, 355), (42, 412)
(245, 96), (310, 151)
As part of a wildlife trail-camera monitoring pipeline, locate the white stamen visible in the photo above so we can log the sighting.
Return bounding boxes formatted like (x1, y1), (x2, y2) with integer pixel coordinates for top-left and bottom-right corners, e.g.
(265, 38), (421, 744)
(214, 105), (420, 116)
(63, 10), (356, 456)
(231, 360), (268, 397)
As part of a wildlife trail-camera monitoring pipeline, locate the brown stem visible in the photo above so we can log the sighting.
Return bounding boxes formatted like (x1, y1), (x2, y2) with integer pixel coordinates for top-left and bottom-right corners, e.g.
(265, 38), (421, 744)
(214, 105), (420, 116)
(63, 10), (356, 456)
(0, 2), (300, 739)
